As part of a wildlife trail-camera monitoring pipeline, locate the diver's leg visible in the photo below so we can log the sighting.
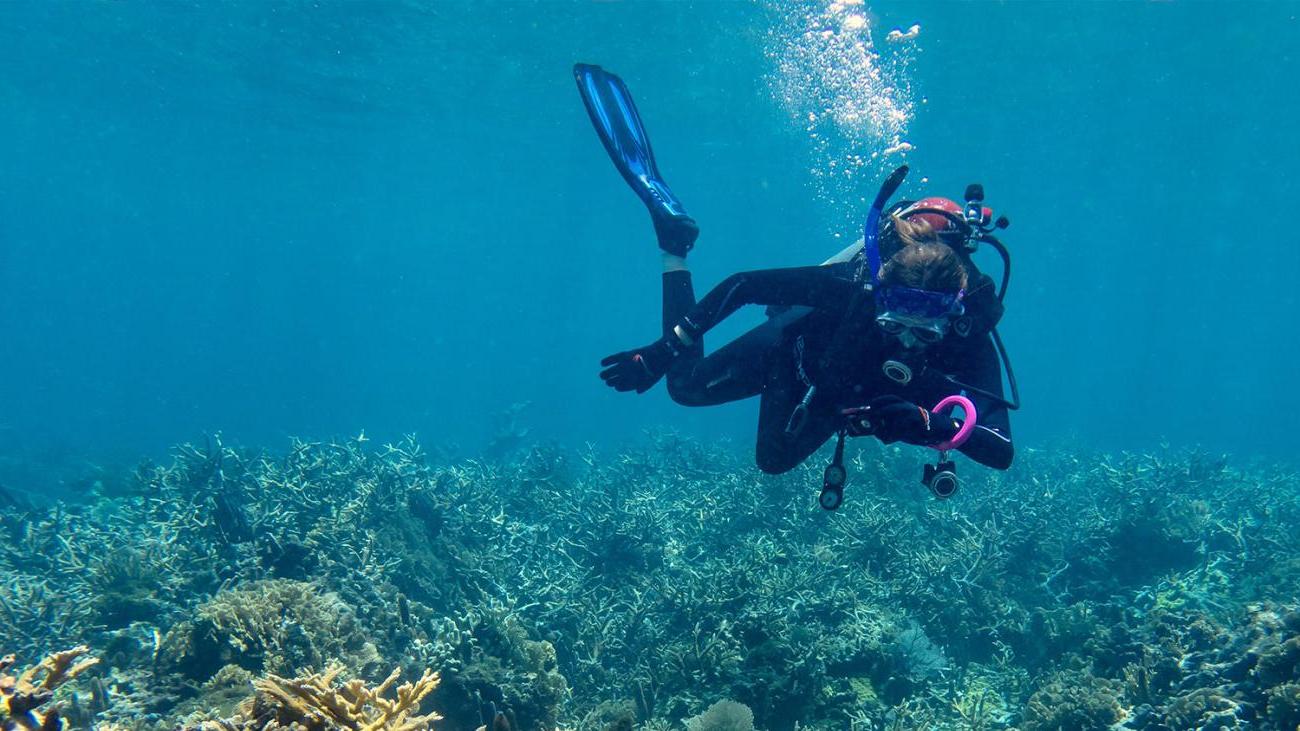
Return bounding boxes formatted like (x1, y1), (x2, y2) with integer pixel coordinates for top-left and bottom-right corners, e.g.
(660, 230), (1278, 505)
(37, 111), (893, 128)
(660, 243), (704, 382)
(665, 316), (786, 407)
(662, 259), (698, 343)
(753, 351), (839, 475)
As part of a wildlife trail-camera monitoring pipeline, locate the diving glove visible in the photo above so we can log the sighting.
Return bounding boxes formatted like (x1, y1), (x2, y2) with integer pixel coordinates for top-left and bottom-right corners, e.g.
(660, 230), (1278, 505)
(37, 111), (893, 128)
(600, 335), (684, 394)
(844, 395), (960, 446)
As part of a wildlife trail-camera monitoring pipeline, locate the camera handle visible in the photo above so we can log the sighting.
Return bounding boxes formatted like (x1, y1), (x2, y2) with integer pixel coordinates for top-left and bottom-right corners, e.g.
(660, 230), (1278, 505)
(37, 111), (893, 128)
(923, 396), (977, 499)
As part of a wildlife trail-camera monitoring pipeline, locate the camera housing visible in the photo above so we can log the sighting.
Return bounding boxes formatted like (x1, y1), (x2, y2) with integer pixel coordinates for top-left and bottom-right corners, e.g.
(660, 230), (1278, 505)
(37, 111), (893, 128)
(922, 460), (959, 498)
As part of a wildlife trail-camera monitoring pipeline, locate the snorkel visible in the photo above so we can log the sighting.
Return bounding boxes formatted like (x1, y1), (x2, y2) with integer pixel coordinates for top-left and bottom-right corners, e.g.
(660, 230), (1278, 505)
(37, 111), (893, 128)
(858, 165), (909, 287)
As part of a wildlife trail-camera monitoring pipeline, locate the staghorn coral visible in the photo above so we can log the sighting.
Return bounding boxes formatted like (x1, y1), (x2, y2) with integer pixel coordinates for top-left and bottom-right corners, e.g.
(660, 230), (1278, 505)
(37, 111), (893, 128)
(0, 577), (94, 662)
(948, 676), (1010, 731)
(1, 646), (98, 731)
(197, 663), (441, 731)
(83, 547), (168, 628)
(162, 664), (258, 728)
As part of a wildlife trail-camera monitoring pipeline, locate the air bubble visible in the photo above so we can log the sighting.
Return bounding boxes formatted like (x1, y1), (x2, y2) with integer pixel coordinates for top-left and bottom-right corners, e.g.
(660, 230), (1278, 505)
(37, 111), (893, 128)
(765, 1), (921, 234)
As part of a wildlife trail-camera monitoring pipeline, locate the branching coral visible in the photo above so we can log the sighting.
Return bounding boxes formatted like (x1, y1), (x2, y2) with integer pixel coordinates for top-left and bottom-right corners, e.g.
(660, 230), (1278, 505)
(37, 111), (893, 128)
(250, 664), (440, 731)
(1265, 682), (1300, 729)
(0, 577), (94, 662)
(196, 664), (441, 731)
(427, 602), (567, 731)
(1, 646), (98, 731)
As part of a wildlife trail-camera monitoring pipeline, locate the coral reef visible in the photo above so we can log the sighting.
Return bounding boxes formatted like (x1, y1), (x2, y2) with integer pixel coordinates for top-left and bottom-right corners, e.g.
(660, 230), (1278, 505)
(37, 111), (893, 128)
(4, 434), (1300, 729)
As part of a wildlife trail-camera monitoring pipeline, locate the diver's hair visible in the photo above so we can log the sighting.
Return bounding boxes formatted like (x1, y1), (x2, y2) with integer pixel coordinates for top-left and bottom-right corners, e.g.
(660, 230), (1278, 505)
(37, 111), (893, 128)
(892, 212), (940, 248)
(880, 211), (942, 261)
(879, 216), (968, 293)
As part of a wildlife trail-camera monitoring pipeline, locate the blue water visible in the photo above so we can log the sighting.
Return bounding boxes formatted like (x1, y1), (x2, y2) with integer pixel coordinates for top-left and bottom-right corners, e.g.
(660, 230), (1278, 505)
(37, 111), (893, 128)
(1, 2), (1297, 492)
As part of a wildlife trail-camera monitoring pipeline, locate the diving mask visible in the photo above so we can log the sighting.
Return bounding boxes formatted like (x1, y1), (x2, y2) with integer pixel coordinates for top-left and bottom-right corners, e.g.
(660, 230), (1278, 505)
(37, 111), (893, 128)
(875, 286), (965, 346)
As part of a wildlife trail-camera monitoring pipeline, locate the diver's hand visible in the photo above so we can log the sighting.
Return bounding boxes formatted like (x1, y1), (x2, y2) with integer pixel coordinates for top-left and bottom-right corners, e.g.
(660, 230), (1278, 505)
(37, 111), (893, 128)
(600, 337), (681, 394)
(843, 396), (959, 446)
(842, 406), (876, 437)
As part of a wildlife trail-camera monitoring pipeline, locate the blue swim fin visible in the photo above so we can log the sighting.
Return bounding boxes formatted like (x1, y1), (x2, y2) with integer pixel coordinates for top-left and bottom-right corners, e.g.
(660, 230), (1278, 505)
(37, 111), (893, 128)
(573, 63), (696, 255)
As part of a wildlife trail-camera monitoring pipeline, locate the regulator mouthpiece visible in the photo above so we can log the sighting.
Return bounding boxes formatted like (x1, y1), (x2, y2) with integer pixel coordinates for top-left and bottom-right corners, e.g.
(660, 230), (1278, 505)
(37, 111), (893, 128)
(882, 359), (913, 385)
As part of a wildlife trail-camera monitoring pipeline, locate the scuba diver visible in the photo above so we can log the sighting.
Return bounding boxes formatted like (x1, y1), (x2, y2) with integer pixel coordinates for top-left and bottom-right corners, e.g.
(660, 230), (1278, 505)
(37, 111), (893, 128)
(575, 64), (1019, 507)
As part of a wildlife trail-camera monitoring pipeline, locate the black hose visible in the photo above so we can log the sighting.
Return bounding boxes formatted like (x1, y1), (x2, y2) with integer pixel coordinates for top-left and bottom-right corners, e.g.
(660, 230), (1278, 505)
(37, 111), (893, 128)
(982, 234), (1012, 303)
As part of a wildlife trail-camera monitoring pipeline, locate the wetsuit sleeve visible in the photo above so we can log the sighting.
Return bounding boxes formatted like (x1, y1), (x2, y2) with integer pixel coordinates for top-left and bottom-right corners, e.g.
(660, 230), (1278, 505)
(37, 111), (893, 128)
(946, 336), (1014, 470)
(675, 265), (858, 341)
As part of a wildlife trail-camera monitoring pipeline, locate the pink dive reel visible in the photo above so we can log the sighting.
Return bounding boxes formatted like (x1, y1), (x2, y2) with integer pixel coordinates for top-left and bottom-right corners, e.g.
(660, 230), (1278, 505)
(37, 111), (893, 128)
(924, 395), (977, 498)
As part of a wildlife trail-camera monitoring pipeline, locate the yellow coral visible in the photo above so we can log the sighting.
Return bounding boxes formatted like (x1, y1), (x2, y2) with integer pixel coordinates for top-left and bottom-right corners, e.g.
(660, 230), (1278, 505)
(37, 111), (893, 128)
(251, 664), (441, 731)
(2, 646), (99, 731)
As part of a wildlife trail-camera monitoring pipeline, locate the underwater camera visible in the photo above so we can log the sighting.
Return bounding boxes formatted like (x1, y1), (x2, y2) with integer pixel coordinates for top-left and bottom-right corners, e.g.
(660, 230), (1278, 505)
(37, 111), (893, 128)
(922, 459), (959, 499)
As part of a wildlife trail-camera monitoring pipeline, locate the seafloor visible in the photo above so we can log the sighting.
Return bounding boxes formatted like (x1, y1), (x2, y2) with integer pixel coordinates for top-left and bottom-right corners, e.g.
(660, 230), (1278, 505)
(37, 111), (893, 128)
(3, 434), (1298, 730)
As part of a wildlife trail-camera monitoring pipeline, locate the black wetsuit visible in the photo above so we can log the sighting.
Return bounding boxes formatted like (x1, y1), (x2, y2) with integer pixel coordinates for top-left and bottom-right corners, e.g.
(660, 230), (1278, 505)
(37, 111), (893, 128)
(661, 264), (1014, 474)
